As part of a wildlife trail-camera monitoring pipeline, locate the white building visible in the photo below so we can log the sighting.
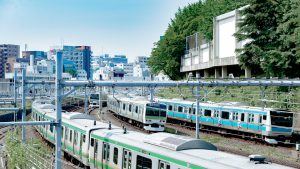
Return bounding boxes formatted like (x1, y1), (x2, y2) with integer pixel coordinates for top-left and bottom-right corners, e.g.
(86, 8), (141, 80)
(133, 64), (150, 78)
(115, 63), (134, 77)
(180, 7), (251, 78)
(135, 56), (149, 65)
(77, 70), (87, 80)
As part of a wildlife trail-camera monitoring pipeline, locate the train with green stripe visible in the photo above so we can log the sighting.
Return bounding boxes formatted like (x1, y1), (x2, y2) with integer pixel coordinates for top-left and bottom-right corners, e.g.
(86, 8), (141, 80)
(32, 99), (293, 169)
(107, 95), (167, 132)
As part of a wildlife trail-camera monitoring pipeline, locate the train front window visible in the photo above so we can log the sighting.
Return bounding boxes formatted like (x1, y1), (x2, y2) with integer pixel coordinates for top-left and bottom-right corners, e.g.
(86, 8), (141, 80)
(270, 111), (293, 127)
(146, 103), (167, 117)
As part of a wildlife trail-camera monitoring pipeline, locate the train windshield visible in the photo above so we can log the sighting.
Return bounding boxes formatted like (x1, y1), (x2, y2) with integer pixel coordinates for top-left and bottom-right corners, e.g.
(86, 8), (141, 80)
(270, 111), (293, 127)
(146, 103), (167, 117)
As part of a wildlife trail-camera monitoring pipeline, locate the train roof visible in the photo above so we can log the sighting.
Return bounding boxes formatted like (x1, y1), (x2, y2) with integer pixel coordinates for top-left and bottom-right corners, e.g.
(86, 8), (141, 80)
(32, 100), (103, 132)
(108, 95), (151, 105)
(91, 126), (292, 169)
(157, 98), (288, 112)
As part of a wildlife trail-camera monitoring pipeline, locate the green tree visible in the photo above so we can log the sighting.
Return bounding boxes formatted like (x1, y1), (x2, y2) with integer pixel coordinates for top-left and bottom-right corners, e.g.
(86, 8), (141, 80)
(235, 0), (300, 77)
(263, 0), (300, 77)
(149, 0), (249, 80)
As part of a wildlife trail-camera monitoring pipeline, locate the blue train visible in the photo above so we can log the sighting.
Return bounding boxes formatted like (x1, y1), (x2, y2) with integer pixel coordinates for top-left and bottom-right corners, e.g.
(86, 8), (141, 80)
(159, 99), (295, 144)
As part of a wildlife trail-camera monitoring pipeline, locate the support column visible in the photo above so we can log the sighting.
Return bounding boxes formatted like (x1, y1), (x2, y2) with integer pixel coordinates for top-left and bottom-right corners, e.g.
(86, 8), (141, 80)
(14, 70), (17, 123)
(245, 67), (252, 78)
(98, 87), (102, 114)
(215, 68), (220, 79)
(196, 71), (201, 79)
(195, 84), (200, 139)
(222, 66), (228, 78)
(84, 87), (88, 113)
(55, 52), (63, 169)
(204, 69), (209, 78)
(150, 87), (154, 102)
(21, 68), (26, 143)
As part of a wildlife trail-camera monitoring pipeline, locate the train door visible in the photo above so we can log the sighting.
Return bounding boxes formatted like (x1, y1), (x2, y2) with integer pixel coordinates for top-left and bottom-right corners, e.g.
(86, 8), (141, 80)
(94, 141), (98, 169)
(122, 149), (132, 169)
(102, 142), (110, 169)
(259, 114), (267, 132)
(79, 133), (83, 159)
(159, 161), (170, 169)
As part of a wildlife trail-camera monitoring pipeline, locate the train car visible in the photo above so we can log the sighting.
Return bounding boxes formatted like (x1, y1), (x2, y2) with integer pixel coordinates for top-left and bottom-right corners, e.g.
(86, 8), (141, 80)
(107, 95), (167, 132)
(89, 125), (292, 169)
(32, 99), (293, 169)
(159, 98), (295, 144)
(32, 100), (105, 166)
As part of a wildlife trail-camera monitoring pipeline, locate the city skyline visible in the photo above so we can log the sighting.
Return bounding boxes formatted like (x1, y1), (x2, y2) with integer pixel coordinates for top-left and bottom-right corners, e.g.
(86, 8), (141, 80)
(0, 0), (198, 61)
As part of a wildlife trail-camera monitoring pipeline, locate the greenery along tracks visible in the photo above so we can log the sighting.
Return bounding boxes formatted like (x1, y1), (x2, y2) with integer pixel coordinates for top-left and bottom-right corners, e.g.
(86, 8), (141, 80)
(149, 0), (300, 80)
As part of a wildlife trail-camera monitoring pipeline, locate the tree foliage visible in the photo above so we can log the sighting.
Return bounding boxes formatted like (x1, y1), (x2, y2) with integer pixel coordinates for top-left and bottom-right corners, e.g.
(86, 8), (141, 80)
(235, 0), (300, 77)
(149, 0), (249, 80)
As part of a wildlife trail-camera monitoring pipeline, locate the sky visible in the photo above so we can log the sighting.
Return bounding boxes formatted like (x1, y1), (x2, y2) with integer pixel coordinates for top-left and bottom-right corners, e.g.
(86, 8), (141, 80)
(0, 0), (199, 61)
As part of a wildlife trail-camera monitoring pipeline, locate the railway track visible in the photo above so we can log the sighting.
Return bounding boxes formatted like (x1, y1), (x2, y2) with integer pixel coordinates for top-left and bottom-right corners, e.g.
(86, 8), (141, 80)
(0, 126), (11, 142)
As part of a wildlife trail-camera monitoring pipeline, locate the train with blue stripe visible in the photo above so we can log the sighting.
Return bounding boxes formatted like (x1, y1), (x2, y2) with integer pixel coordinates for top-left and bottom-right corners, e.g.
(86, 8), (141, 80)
(158, 99), (295, 144)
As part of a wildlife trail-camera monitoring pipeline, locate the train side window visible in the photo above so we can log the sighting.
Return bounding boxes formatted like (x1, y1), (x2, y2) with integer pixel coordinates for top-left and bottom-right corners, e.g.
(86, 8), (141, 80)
(168, 105), (173, 111)
(123, 104), (126, 110)
(221, 111), (230, 119)
(159, 160), (170, 169)
(129, 104), (132, 112)
(50, 124), (53, 133)
(178, 106), (183, 113)
(103, 142), (110, 160)
(263, 115), (267, 120)
(214, 111), (219, 118)
(62, 126), (64, 138)
(113, 147), (118, 164)
(188, 108), (192, 114)
(259, 115), (262, 123)
(248, 113), (254, 123)
(232, 112), (238, 120)
(123, 149), (132, 169)
(91, 138), (94, 147)
(135, 106), (138, 113)
(83, 134), (86, 143)
(74, 131), (78, 145)
(136, 155), (152, 169)
(65, 128), (69, 141)
(204, 110), (211, 117)
(193, 108), (196, 114)
(69, 130), (73, 142)
(241, 113), (245, 122)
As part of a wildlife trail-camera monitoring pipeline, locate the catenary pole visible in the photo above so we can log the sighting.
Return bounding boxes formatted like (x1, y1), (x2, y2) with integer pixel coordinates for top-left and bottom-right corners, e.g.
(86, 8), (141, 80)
(21, 68), (26, 143)
(55, 52), (63, 169)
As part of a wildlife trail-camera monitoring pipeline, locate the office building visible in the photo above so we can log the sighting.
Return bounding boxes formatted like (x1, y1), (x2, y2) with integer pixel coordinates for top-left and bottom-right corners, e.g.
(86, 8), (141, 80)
(0, 44), (20, 78)
(49, 45), (92, 79)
